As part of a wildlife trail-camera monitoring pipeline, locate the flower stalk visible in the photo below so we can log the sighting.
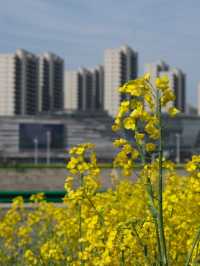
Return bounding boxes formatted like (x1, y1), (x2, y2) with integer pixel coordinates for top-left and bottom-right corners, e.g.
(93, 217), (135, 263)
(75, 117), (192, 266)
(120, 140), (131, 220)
(157, 99), (168, 266)
(79, 174), (84, 266)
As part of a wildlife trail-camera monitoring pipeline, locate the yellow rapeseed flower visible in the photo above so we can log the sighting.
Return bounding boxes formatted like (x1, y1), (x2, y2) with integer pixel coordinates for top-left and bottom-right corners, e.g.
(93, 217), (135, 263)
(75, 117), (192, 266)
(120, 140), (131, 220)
(155, 75), (169, 91)
(145, 143), (156, 152)
(123, 117), (136, 130)
(144, 72), (151, 81)
(168, 107), (180, 117)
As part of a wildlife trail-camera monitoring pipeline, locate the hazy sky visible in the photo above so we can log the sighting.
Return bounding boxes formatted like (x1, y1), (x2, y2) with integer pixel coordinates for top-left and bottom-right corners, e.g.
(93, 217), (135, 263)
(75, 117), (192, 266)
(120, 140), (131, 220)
(0, 0), (199, 107)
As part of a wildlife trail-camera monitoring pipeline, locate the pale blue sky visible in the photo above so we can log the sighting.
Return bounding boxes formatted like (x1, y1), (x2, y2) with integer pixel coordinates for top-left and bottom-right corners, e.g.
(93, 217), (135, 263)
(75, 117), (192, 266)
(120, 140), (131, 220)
(0, 0), (199, 107)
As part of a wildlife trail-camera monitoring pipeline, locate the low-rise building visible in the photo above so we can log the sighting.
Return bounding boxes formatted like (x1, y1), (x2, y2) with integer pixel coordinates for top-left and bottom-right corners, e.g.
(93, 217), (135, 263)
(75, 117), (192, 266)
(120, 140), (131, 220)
(0, 113), (199, 163)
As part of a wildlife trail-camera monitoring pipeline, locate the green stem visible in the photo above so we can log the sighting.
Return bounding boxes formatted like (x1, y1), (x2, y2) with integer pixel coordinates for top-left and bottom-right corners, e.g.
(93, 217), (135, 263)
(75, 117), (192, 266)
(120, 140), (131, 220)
(82, 189), (104, 225)
(154, 217), (162, 266)
(135, 135), (161, 265)
(132, 224), (152, 265)
(79, 174), (84, 266)
(158, 100), (168, 266)
(121, 250), (125, 266)
(184, 226), (200, 266)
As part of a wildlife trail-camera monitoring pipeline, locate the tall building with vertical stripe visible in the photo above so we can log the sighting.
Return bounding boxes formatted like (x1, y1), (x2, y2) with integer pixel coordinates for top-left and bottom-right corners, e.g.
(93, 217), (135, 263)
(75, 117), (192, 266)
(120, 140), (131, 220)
(64, 70), (79, 111)
(0, 49), (64, 116)
(0, 49), (38, 116)
(64, 65), (104, 111)
(104, 45), (138, 117)
(91, 65), (104, 110)
(38, 52), (64, 113)
(145, 60), (186, 113)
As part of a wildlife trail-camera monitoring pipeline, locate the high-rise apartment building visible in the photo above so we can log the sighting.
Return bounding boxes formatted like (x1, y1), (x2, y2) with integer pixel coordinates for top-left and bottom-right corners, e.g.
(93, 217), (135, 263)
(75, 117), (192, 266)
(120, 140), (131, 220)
(145, 60), (169, 84)
(64, 65), (104, 111)
(171, 68), (186, 113)
(38, 52), (64, 113)
(90, 65), (104, 110)
(64, 71), (79, 111)
(104, 45), (138, 117)
(16, 49), (38, 115)
(0, 53), (16, 116)
(0, 49), (38, 116)
(78, 68), (93, 111)
(0, 49), (64, 116)
(64, 68), (92, 111)
(145, 60), (186, 112)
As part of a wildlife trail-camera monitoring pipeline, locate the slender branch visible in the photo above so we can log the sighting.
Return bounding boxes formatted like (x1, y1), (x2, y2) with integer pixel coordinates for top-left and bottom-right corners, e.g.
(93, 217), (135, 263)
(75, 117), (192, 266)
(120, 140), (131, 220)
(82, 188), (104, 224)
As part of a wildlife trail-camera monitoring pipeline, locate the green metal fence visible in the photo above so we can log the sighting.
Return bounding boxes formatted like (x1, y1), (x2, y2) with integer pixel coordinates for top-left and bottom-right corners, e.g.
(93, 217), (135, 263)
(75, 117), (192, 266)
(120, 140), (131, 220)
(0, 191), (66, 203)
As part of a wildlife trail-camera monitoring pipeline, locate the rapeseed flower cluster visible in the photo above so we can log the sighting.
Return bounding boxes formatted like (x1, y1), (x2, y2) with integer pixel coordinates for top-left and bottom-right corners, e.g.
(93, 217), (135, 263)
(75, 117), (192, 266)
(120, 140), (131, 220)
(0, 74), (199, 266)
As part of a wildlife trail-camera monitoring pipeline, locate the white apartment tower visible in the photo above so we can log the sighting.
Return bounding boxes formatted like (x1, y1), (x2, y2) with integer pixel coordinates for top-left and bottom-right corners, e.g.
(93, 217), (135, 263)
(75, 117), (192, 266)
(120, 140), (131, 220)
(104, 45), (138, 117)
(145, 60), (169, 85)
(64, 68), (91, 111)
(90, 65), (104, 110)
(64, 71), (79, 111)
(0, 53), (16, 115)
(38, 52), (64, 113)
(0, 49), (38, 116)
(64, 65), (104, 111)
(145, 60), (186, 113)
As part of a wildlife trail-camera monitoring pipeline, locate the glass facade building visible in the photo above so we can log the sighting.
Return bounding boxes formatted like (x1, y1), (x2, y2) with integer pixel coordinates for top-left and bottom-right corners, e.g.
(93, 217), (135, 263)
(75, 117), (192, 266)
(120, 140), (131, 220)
(19, 123), (65, 150)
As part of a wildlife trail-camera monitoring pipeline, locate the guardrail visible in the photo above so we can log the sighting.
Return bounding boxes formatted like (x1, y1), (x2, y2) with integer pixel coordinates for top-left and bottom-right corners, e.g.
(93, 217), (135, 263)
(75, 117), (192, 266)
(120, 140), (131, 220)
(0, 191), (66, 203)
(0, 163), (113, 169)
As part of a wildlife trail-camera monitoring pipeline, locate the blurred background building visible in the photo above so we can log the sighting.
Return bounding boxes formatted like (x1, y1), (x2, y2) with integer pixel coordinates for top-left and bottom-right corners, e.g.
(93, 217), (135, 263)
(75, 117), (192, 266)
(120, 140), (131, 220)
(0, 112), (116, 164)
(0, 45), (199, 164)
(0, 49), (38, 116)
(104, 45), (138, 117)
(0, 113), (199, 164)
(0, 49), (64, 116)
(145, 60), (186, 113)
(64, 65), (104, 112)
(38, 52), (64, 113)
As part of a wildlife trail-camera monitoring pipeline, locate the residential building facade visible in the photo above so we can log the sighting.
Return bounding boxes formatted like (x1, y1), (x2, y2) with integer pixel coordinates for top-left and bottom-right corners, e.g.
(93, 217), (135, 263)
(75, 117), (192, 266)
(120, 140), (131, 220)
(104, 45), (138, 117)
(15, 49), (38, 115)
(0, 49), (64, 116)
(0, 53), (16, 115)
(145, 60), (186, 112)
(0, 49), (38, 116)
(91, 65), (104, 110)
(64, 70), (79, 111)
(38, 52), (64, 113)
(64, 65), (104, 111)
